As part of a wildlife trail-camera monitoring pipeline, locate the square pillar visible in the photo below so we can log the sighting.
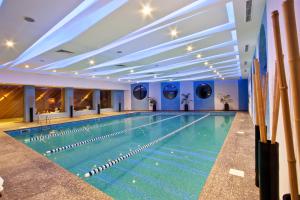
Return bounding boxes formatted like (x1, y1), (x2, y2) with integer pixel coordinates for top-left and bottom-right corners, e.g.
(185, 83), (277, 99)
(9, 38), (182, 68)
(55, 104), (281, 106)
(65, 88), (74, 117)
(112, 90), (124, 112)
(23, 85), (35, 122)
(93, 89), (100, 114)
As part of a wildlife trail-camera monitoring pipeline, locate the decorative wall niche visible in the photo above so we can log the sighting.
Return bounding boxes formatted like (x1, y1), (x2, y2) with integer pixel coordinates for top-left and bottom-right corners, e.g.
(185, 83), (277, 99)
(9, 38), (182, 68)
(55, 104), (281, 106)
(163, 84), (178, 100)
(196, 83), (212, 99)
(133, 85), (147, 100)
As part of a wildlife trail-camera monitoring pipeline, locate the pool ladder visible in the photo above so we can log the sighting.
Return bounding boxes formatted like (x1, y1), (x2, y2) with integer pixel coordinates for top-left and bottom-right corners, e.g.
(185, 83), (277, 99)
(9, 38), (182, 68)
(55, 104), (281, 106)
(37, 114), (52, 132)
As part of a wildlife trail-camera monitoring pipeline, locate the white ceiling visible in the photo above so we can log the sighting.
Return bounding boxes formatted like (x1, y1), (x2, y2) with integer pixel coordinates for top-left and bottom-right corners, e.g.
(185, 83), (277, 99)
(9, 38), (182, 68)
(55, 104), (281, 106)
(0, 0), (265, 83)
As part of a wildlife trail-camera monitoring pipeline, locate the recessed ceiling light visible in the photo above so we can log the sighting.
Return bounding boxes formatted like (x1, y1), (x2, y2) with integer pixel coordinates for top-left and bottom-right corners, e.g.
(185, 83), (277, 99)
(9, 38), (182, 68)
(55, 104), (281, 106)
(196, 54), (202, 58)
(25, 65), (30, 68)
(130, 69), (134, 73)
(89, 60), (95, 65)
(186, 45), (193, 52)
(118, 78), (121, 81)
(170, 28), (178, 38)
(106, 76), (110, 79)
(217, 72), (220, 75)
(128, 80), (131, 82)
(222, 77), (225, 80)
(74, 71), (78, 75)
(169, 78), (173, 81)
(204, 61), (208, 66)
(5, 40), (15, 48)
(92, 75), (96, 78)
(154, 74), (157, 78)
(52, 70), (57, 73)
(219, 75), (222, 77)
(213, 69), (217, 73)
(24, 16), (35, 23)
(140, 3), (153, 17)
(209, 65), (213, 69)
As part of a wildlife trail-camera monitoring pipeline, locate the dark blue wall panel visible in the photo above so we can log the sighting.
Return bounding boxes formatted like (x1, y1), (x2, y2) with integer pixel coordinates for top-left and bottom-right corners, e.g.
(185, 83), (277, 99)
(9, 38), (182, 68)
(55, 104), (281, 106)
(238, 79), (248, 111)
(194, 81), (214, 110)
(161, 82), (180, 110)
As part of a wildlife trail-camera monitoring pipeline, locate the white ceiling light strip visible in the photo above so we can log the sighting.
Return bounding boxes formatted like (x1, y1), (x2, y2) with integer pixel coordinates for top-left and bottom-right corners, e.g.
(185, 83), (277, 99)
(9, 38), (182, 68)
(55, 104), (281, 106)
(125, 0), (219, 39)
(84, 22), (235, 70)
(119, 74), (156, 80)
(158, 64), (240, 78)
(83, 65), (143, 76)
(175, 71), (240, 81)
(85, 39), (237, 75)
(9, 0), (128, 68)
(132, 51), (238, 74)
(35, 0), (219, 71)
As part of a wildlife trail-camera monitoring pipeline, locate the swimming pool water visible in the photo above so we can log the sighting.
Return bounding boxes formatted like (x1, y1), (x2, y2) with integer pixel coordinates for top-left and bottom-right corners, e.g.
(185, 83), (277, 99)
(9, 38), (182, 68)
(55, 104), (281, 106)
(8, 112), (235, 200)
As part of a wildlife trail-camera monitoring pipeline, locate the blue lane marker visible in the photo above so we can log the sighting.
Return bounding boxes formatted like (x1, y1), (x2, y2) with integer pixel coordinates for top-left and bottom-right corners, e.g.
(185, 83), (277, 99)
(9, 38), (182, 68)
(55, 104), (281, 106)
(84, 114), (209, 177)
(46, 114), (182, 155)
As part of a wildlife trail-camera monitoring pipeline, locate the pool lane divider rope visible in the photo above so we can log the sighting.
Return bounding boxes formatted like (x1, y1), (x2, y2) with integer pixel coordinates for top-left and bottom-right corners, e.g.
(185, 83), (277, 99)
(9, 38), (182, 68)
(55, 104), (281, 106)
(25, 114), (161, 143)
(45, 114), (183, 155)
(84, 113), (210, 178)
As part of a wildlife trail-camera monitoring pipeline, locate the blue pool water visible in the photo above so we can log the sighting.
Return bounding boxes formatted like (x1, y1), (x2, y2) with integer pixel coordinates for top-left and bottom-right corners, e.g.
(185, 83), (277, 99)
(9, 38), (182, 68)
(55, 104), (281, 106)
(7, 112), (235, 200)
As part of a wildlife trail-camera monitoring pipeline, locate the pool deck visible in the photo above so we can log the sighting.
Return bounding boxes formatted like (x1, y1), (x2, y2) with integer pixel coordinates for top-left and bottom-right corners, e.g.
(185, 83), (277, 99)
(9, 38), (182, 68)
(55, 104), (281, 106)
(199, 112), (259, 200)
(0, 111), (258, 199)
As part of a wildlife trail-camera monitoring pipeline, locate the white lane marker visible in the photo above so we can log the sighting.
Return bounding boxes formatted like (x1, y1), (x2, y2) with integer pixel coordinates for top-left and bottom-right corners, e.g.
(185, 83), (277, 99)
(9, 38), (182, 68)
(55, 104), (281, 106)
(229, 168), (245, 177)
(46, 114), (183, 154)
(25, 114), (160, 143)
(84, 114), (210, 177)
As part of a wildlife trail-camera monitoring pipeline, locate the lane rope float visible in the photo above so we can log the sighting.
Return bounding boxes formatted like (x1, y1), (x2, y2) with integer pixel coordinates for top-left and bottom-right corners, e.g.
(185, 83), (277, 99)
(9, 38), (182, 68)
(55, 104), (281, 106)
(45, 114), (183, 154)
(84, 113), (210, 177)
(25, 114), (160, 143)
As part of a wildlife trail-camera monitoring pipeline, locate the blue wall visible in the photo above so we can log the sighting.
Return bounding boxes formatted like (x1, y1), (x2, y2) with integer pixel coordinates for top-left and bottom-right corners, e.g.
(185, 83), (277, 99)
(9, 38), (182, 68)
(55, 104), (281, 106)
(131, 83), (149, 110)
(238, 79), (248, 111)
(130, 80), (248, 111)
(194, 81), (215, 110)
(161, 82), (180, 110)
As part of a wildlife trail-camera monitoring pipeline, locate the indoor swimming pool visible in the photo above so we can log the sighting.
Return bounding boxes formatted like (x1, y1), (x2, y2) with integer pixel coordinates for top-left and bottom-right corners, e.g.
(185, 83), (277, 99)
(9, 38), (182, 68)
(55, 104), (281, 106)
(7, 112), (235, 200)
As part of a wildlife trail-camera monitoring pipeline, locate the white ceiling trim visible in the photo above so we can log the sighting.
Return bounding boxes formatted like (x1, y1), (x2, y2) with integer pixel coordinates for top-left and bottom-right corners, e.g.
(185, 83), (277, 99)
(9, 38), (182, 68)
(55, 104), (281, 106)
(33, 0), (220, 71)
(9, 0), (128, 67)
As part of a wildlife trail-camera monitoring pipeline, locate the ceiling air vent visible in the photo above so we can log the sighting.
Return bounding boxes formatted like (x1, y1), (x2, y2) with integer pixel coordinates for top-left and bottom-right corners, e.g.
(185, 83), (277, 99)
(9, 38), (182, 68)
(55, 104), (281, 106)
(244, 44), (249, 52)
(56, 49), (74, 54)
(116, 64), (126, 67)
(246, 0), (252, 22)
(244, 61), (248, 66)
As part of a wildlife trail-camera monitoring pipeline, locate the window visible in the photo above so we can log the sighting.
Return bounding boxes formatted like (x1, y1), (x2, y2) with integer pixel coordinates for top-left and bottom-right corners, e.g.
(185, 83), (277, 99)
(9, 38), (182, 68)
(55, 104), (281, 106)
(35, 87), (64, 113)
(100, 90), (112, 108)
(74, 89), (93, 111)
(133, 85), (147, 100)
(163, 84), (178, 100)
(196, 83), (212, 99)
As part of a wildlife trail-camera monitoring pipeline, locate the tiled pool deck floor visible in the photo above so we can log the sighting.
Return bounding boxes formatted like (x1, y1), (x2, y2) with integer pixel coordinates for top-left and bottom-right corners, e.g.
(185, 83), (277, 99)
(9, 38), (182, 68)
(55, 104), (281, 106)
(0, 112), (258, 200)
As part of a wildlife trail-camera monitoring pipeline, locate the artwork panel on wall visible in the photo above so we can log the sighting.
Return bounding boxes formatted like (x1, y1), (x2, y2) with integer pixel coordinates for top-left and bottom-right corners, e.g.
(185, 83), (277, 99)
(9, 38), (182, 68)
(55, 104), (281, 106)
(131, 83), (149, 110)
(0, 85), (24, 119)
(161, 82), (180, 111)
(194, 81), (215, 110)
